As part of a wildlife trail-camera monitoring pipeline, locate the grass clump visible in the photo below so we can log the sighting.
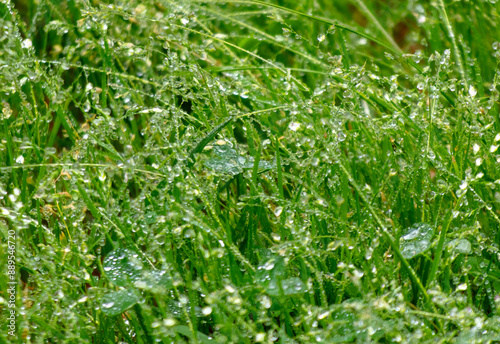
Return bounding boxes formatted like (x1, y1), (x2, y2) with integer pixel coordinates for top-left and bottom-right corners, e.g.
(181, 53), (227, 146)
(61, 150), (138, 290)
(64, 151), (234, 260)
(1, 0), (500, 342)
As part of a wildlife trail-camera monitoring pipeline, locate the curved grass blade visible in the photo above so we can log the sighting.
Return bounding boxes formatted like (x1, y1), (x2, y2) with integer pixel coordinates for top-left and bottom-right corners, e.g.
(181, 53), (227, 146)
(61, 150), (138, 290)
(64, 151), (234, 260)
(188, 116), (234, 167)
(191, 0), (423, 73)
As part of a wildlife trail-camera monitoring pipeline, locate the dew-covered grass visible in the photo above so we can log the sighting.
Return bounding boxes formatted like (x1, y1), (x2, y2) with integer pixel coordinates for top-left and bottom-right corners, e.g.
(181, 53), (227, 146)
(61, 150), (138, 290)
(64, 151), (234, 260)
(1, 0), (500, 343)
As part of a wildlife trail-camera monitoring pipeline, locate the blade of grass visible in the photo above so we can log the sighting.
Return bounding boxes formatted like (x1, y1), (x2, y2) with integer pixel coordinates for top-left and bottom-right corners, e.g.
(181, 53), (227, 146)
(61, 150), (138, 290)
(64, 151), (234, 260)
(336, 159), (435, 310)
(191, 0), (423, 72)
(351, 0), (402, 53)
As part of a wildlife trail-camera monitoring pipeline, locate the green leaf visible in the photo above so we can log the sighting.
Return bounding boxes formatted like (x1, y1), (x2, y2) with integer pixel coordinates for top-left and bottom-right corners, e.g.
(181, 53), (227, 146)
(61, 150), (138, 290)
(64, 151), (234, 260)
(205, 143), (274, 175)
(91, 134), (124, 163)
(77, 182), (101, 221)
(103, 248), (144, 287)
(256, 256), (286, 288)
(329, 310), (357, 342)
(256, 256), (307, 296)
(447, 239), (472, 254)
(266, 277), (308, 296)
(134, 270), (173, 294)
(188, 116), (234, 166)
(399, 223), (434, 259)
(100, 289), (141, 317)
(175, 325), (214, 343)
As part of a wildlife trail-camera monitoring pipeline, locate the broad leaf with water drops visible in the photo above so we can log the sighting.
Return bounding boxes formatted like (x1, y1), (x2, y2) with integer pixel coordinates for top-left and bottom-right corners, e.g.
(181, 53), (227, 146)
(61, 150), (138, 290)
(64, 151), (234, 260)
(256, 256), (286, 288)
(447, 239), (472, 255)
(103, 248), (144, 287)
(330, 310), (357, 342)
(134, 270), (173, 294)
(100, 289), (141, 317)
(175, 325), (215, 344)
(205, 143), (274, 175)
(266, 277), (308, 296)
(399, 223), (434, 259)
(256, 256), (307, 296)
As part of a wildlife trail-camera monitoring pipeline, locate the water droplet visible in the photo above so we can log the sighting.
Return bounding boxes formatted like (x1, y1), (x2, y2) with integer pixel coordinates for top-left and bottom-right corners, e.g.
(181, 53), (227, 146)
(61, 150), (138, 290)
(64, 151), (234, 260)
(473, 143), (480, 154)
(289, 122), (300, 131)
(469, 86), (477, 97)
(164, 318), (176, 327)
(263, 260), (275, 271)
(2, 107), (12, 119)
(365, 248), (373, 260)
(22, 39), (32, 49)
(225, 285), (236, 293)
(44, 147), (57, 156)
(102, 302), (114, 309)
(83, 99), (91, 112)
(261, 295), (271, 309)
(255, 333), (266, 342)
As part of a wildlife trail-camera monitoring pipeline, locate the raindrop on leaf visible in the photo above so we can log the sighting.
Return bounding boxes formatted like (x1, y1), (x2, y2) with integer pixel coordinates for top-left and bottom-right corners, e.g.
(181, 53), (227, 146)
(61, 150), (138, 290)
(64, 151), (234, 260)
(399, 223), (433, 259)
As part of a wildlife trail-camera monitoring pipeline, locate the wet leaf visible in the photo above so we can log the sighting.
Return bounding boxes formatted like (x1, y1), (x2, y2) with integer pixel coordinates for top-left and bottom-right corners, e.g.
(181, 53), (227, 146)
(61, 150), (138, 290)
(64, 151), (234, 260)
(399, 223), (434, 259)
(175, 325), (214, 343)
(329, 310), (357, 342)
(205, 144), (274, 175)
(134, 270), (173, 294)
(100, 288), (141, 317)
(266, 277), (308, 296)
(103, 248), (144, 287)
(447, 239), (472, 254)
(256, 257), (306, 295)
(188, 117), (234, 166)
(256, 256), (286, 288)
(205, 157), (244, 175)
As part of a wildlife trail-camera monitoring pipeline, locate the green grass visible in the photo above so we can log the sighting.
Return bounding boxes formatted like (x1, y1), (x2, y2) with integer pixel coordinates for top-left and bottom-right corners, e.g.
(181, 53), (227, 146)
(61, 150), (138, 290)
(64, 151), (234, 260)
(1, 0), (500, 342)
